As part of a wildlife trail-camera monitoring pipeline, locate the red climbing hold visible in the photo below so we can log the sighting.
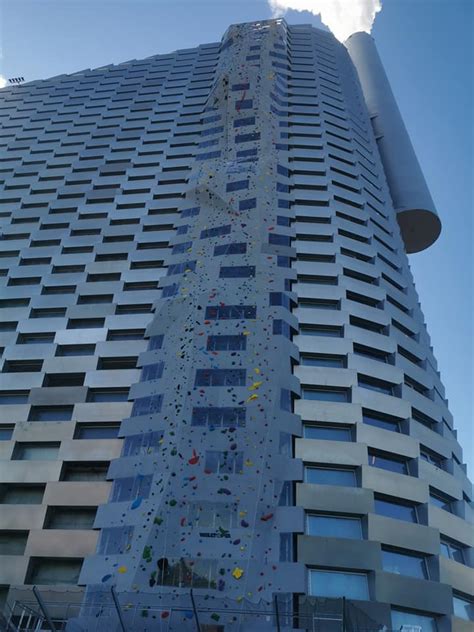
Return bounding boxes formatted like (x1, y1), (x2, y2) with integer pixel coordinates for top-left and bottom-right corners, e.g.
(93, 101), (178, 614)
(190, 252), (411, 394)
(188, 449), (199, 465)
(260, 513), (274, 522)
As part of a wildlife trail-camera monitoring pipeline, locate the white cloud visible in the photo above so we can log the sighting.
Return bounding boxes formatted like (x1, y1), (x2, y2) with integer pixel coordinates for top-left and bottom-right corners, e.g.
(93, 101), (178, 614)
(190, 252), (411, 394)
(0, 75), (7, 89)
(268, 0), (382, 42)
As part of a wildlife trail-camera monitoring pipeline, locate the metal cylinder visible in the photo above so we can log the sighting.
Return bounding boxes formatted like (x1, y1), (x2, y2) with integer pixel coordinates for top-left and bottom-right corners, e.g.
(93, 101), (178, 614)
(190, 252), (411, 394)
(345, 31), (441, 254)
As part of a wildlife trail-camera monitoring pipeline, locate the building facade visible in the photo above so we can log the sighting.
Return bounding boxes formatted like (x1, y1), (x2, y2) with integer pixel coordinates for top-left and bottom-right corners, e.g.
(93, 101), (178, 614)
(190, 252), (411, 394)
(0, 18), (472, 632)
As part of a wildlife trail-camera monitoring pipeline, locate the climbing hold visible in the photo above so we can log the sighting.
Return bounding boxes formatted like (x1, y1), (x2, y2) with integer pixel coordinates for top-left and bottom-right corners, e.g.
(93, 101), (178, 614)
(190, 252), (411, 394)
(232, 567), (244, 580)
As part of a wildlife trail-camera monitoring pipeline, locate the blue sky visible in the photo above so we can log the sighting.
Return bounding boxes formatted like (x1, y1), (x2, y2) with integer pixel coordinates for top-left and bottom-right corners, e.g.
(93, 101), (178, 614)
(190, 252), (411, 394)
(1, 0), (472, 475)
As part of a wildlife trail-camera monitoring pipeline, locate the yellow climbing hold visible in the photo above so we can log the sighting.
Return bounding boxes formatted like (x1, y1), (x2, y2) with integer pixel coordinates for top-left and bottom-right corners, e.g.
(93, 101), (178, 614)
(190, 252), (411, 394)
(244, 459), (254, 467)
(118, 566), (127, 574)
(232, 567), (244, 580)
(254, 368), (260, 374)
(248, 381), (262, 391)
(243, 331), (251, 336)
(246, 394), (258, 402)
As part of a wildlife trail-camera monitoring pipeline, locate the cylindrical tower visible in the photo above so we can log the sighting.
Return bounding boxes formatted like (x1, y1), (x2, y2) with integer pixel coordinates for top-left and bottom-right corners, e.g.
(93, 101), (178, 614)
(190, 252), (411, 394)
(345, 32), (442, 254)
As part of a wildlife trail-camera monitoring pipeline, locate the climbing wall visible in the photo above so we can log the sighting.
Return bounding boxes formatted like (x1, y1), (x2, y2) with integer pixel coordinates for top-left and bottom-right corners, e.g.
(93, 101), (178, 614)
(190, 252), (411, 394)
(77, 19), (305, 631)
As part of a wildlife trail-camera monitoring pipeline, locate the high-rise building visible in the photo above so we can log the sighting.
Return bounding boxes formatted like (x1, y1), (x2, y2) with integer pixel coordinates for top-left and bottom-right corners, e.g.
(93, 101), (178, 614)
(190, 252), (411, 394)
(0, 18), (472, 632)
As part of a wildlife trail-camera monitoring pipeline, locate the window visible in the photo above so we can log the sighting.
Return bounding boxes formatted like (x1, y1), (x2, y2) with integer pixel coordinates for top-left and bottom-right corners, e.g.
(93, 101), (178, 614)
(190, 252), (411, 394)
(346, 290), (382, 309)
(111, 475), (152, 502)
(87, 389), (129, 402)
(141, 363), (164, 381)
(306, 514), (362, 539)
(219, 265), (255, 278)
(74, 424), (120, 439)
(78, 294), (113, 304)
(382, 548), (428, 579)
(43, 374), (85, 387)
(122, 431), (162, 457)
(300, 354), (345, 367)
(0, 391), (29, 404)
(301, 387), (349, 402)
(214, 242), (247, 256)
(358, 374), (395, 395)
(0, 425), (14, 440)
(3, 360), (43, 373)
(195, 369), (246, 387)
(205, 305), (256, 320)
(187, 501), (238, 529)
(298, 298), (340, 310)
(67, 318), (105, 329)
(153, 557), (219, 590)
(269, 233), (291, 247)
(30, 307), (66, 319)
(167, 261), (196, 276)
(368, 450), (409, 475)
(17, 332), (54, 344)
(207, 335), (246, 351)
(107, 329), (144, 341)
(309, 569), (369, 600)
(116, 304), (152, 314)
(0, 532), (28, 555)
(350, 315), (386, 335)
(46, 507), (96, 530)
(149, 335), (164, 351)
(200, 225), (231, 239)
(453, 594), (474, 621)
(362, 409), (400, 432)
(297, 274), (337, 285)
(191, 407), (245, 427)
(98, 357), (138, 370)
(374, 496), (418, 523)
(303, 424), (352, 442)
(429, 489), (454, 513)
(305, 466), (356, 487)
(440, 538), (465, 564)
(56, 344), (95, 356)
(226, 179), (249, 192)
(0, 484), (45, 504)
(391, 609), (438, 631)
(13, 443), (60, 461)
(299, 324), (343, 337)
(131, 394), (163, 417)
(420, 447), (445, 469)
(26, 558), (83, 585)
(204, 450), (243, 474)
(98, 526), (134, 555)
(353, 343), (389, 363)
(61, 462), (108, 481)
(29, 406), (73, 422)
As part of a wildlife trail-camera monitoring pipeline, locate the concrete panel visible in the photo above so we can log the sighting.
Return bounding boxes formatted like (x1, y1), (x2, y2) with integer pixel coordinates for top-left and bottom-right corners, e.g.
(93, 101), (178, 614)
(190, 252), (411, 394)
(361, 465), (428, 504)
(297, 483), (374, 515)
(0, 461), (62, 484)
(297, 535), (381, 570)
(367, 513), (439, 555)
(25, 530), (98, 557)
(439, 556), (474, 597)
(59, 439), (122, 461)
(44, 482), (112, 506)
(296, 438), (366, 466)
(13, 422), (74, 442)
(427, 506), (474, 547)
(73, 402), (133, 422)
(296, 400), (360, 424)
(0, 506), (47, 530)
(374, 571), (453, 615)
(356, 423), (419, 459)
(0, 556), (29, 585)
